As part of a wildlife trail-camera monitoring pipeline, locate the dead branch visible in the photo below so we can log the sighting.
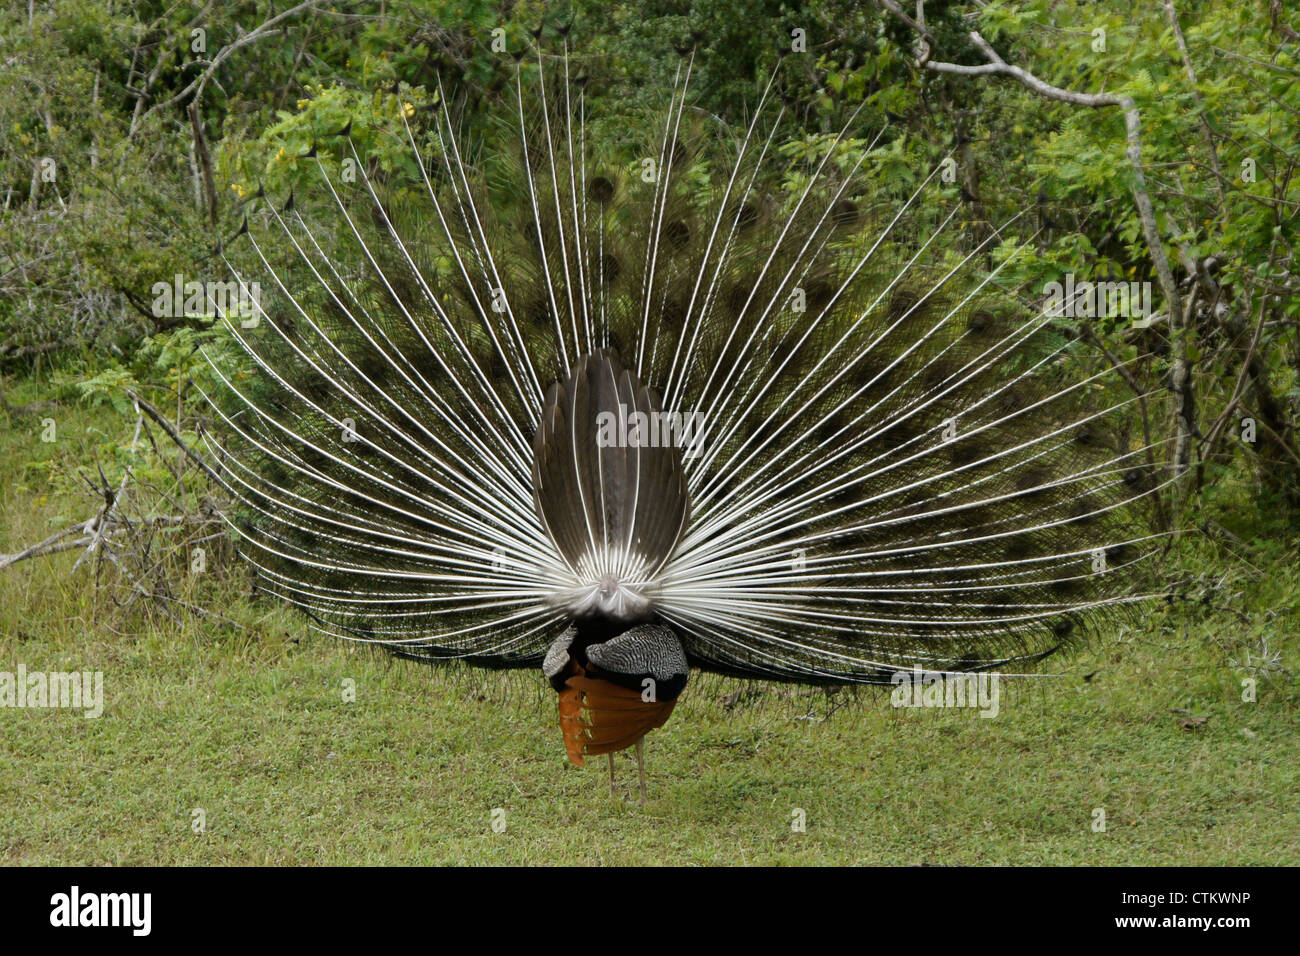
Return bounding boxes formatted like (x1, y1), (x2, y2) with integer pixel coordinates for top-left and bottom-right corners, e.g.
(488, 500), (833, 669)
(0, 523), (94, 570)
(135, 0), (347, 131)
(873, 1), (1196, 494)
(126, 388), (223, 485)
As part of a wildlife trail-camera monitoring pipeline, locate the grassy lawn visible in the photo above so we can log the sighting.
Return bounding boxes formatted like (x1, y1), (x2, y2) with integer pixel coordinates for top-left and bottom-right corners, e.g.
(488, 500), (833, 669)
(1, 390), (1296, 865)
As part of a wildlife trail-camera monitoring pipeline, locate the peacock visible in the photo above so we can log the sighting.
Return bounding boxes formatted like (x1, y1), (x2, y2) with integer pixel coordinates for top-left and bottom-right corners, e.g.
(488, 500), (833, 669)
(201, 32), (1168, 800)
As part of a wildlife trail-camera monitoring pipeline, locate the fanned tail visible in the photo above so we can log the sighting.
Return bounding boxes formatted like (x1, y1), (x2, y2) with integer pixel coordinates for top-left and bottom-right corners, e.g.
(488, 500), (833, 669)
(204, 36), (1168, 683)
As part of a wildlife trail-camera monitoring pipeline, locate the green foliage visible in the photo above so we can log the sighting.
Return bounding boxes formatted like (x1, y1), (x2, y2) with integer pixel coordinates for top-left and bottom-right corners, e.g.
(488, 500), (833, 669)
(71, 366), (140, 417)
(1, 0), (1298, 560)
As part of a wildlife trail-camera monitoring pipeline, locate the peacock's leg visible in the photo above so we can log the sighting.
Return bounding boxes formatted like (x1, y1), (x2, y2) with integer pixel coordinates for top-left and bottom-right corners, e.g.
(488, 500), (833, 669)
(607, 752), (616, 799)
(635, 739), (647, 804)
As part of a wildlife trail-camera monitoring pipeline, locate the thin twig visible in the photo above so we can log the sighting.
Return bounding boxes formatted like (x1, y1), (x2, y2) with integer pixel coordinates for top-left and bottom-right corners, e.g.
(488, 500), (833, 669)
(126, 389), (223, 484)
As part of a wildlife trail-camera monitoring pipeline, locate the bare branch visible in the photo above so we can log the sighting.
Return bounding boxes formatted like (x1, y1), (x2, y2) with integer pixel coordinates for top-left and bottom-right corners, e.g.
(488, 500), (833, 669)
(0, 524), (93, 570)
(135, 0), (347, 131)
(873, 3), (1195, 486)
(126, 389), (223, 485)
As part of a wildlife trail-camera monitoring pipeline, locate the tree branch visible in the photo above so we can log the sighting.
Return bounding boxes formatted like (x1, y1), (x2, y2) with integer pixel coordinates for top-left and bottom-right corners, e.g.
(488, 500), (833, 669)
(873, 3), (1196, 490)
(126, 389), (223, 486)
(135, 0), (345, 130)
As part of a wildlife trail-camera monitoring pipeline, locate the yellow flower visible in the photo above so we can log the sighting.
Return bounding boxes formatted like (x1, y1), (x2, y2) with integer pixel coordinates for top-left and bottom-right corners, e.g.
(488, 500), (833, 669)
(297, 99), (309, 109)
(403, 102), (415, 118)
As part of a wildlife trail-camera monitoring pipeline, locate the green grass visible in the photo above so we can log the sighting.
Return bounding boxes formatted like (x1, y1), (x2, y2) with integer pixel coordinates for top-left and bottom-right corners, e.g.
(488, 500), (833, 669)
(1, 385), (1297, 865)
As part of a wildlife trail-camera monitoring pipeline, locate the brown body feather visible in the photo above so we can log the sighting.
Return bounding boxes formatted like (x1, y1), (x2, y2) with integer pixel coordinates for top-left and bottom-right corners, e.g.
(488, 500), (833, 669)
(554, 659), (678, 765)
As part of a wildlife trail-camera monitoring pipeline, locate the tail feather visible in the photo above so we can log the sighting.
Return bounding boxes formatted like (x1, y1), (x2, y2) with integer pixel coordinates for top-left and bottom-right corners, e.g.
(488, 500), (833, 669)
(204, 38), (1167, 683)
(532, 350), (690, 621)
(566, 674), (678, 755)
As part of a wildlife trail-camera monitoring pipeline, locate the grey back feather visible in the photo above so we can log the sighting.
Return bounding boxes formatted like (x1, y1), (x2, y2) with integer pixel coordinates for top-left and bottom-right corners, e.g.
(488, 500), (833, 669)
(586, 624), (688, 685)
